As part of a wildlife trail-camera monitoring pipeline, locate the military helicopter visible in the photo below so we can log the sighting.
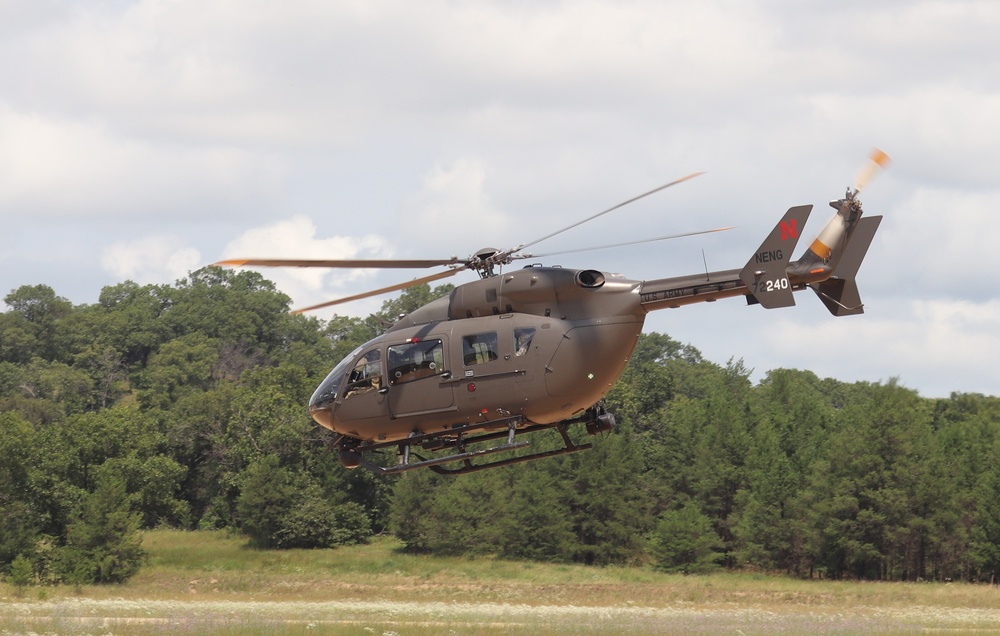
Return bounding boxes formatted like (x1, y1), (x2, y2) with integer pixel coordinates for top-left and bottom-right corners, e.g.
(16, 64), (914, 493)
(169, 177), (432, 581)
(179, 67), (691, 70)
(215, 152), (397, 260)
(217, 149), (890, 475)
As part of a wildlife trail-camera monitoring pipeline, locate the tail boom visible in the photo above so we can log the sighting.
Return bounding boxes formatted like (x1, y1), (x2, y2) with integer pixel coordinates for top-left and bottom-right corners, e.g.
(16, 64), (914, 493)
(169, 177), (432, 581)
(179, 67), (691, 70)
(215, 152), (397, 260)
(638, 196), (880, 317)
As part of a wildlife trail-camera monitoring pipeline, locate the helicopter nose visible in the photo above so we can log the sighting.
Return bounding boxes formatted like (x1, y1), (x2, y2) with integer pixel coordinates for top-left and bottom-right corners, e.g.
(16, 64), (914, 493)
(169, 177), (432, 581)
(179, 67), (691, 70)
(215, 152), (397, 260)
(309, 401), (335, 430)
(309, 384), (339, 431)
(309, 363), (348, 431)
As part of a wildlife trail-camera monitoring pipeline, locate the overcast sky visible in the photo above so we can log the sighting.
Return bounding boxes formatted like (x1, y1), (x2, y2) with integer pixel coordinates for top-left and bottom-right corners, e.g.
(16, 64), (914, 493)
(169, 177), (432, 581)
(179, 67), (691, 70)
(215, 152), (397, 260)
(2, 0), (998, 398)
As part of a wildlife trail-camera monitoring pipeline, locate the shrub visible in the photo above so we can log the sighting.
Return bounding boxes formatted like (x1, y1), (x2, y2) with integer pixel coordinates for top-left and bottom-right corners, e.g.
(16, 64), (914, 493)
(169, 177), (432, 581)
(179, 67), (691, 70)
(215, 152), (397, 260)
(9, 553), (33, 594)
(652, 502), (724, 574)
(54, 474), (146, 584)
(237, 455), (371, 549)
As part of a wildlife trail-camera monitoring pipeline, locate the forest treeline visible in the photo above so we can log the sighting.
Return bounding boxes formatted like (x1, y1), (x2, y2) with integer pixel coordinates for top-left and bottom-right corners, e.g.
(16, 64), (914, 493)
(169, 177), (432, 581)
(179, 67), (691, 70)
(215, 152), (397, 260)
(2, 269), (1000, 586)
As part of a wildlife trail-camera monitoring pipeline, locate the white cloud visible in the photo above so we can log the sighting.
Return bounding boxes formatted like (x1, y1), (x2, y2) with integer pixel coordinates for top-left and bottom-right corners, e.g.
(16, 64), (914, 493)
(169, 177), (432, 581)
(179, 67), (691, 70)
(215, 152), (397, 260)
(409, 157), (510, 250)
(872, 186), (1000, 301)
(0, 103), (286, 219)
(754, 298), (1000, 398)
(221, 215), (393, 315)
(101, 236), (201, 285)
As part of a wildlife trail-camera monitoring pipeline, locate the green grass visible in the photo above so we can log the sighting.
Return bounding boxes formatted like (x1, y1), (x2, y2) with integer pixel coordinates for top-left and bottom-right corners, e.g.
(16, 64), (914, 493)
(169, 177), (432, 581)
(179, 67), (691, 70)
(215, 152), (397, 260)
(122, 530), (1000, 609)
(4, 529), (1000, 634)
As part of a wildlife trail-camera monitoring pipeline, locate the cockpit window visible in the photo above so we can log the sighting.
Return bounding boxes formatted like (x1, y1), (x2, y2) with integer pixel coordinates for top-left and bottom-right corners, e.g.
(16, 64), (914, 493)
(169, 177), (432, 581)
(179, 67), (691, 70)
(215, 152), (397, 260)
(463, 332), (498, 365)
(310, 344), (363, 407)
(343, 349), (382, 399)
(514, 327), (535, 356)
(387, 339), (445, 385)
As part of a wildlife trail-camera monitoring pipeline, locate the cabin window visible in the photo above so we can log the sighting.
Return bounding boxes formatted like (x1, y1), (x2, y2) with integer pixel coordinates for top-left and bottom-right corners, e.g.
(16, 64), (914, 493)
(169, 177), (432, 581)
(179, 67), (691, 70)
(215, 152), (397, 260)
(387, 339), (445, 386)
(513, 327), (536, 356)
(463, 332), (498, 365)
(344, 349), (382, 398)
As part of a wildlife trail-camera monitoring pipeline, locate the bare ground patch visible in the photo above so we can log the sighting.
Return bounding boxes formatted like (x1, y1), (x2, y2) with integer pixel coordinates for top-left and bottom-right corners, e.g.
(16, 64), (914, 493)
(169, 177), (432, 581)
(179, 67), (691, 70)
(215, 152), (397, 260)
(4, 598), (1000, 635)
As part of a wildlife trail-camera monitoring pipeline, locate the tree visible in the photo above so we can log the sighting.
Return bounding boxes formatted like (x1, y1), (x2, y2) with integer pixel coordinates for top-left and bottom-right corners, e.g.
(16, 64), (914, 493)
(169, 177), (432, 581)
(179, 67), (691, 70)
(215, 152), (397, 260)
(9, 553), (34, 594)
(496, 467), (576, 562)
(652, 502), (724, 574)
(93, 281), (172, 369)
(0, 413), (43, 572)
(731, 418), (797, 571)
(55, 474), (145, 584)
(558, 425), (653, 565)
(137, 333), (220, 409)
(970, 440), (1000, 582)
(688, 364), (753, 559)
(3, 285), (73, 362)
(390, 469), (440, 553)
(807, 381), (938, 580)
(164, 268), (292, 349)
(237, 455), (370, 549)
(731, 369), (835, 575)
(235, 455), (297, 548)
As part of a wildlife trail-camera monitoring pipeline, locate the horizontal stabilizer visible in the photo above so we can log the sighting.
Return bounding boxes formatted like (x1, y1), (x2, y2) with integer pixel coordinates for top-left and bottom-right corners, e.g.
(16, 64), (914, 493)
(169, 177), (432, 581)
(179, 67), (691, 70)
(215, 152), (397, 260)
(740, 205), (812, 309)
(811, 215), (882, 316)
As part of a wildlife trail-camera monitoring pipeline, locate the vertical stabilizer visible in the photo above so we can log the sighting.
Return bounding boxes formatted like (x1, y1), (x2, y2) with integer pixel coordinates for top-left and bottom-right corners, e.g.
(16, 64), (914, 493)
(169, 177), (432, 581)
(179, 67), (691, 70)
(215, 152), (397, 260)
(811, 215), (882, 316)
(739, 205), (812, 308)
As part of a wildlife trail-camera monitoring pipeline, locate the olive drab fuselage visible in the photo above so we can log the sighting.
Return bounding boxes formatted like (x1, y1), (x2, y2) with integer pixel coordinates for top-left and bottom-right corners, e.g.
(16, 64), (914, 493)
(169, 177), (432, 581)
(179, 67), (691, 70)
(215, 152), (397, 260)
(309, 267), (646, 442)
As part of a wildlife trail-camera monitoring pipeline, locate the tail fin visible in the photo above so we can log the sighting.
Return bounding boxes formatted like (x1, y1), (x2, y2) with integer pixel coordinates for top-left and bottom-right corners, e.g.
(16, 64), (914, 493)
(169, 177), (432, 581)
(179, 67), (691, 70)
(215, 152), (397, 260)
(811, 215), (881, 316)
(739, 205), (812, 309)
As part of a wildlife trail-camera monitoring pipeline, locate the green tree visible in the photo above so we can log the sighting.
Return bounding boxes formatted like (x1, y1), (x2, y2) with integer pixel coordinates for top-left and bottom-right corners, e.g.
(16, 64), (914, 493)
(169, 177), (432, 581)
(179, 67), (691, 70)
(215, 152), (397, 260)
(138, 333), (220, 409)
(237, 455), (370, 549)
(2, 284), (72, 362)
(235, 456), (296, 548)
(497, 467), (576, 561)
(731, 418), (797, 570)
(55, 474), (145, 584)
(9, 553), (34, 594)
(731, 369), (836, 575)
(93, 281), (172, 368)
(0, 413), (43, 571)
(95, 455), (190, 528)
(808, 381), (937, 580)
(970, 439), (1000, 582)
(164, 267), (292, 349)
(560, 425), (653, 565)
(688, 363), (753, 559)
(652, 502), (724, 574)
(17, 359), (95, 415)
(390, 469), (439, 553)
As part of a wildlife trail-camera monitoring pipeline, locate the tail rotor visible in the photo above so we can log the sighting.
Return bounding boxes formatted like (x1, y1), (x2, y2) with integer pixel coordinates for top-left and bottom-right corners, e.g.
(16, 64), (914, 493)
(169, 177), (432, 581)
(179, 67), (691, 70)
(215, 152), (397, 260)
(852, 147), (892, 198)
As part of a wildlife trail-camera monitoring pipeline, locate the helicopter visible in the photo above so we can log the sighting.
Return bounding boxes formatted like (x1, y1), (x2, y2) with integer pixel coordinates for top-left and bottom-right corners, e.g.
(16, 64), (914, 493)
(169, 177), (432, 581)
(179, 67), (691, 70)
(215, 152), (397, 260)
(217, 149), (890, 475)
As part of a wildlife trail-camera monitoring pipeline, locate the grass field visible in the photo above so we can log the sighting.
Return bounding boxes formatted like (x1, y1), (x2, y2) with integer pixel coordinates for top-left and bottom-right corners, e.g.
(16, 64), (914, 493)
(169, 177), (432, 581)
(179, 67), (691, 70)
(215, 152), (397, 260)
(3, 529), (1000, 634)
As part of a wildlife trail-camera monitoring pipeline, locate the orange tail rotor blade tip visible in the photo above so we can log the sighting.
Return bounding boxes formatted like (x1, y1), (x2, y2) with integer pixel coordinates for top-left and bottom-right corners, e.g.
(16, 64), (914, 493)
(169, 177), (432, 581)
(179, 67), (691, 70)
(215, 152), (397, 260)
(869, 148), (891, 168)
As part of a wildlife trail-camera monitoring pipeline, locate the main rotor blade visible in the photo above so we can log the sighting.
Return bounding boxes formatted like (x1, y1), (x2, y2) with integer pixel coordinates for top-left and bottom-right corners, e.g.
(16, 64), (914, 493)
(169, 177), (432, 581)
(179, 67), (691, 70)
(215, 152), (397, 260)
(514, 172), (705, 254)
(215, 257), (461, 269)
(290, 267), (464, 314)
(517, 226), (736, 259)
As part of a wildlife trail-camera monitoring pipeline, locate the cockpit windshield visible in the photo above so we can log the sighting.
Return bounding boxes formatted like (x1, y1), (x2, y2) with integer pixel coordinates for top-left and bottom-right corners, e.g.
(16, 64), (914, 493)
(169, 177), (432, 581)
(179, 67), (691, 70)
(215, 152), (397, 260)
(309, 345), (363, 410)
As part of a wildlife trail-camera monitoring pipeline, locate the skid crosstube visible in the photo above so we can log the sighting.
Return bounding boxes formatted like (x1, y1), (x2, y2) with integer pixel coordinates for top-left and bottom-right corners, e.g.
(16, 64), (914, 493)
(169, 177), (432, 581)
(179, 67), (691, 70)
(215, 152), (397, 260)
(343, 409), (612, 475)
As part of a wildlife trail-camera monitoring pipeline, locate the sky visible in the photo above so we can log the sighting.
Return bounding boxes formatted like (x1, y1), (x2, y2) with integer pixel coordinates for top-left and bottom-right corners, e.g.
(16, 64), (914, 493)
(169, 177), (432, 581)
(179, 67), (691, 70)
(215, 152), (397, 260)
(2, 0), (998, 399)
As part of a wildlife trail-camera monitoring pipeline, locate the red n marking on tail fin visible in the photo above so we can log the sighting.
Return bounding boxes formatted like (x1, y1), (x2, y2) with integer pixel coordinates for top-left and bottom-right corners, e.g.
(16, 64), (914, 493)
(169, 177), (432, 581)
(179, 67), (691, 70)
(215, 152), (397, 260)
(780, 219), (799, 240)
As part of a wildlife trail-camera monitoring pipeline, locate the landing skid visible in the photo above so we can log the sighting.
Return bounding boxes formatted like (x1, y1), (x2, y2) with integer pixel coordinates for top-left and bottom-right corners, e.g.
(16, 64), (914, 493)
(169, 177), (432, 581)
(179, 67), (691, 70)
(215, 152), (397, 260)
(336, 408), (615, 475)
